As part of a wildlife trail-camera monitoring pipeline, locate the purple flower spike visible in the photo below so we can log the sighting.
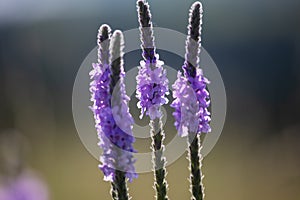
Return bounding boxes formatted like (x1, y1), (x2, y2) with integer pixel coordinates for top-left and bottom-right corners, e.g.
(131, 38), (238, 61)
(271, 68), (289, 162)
(171, 3), (209, 200)
(171, 2), (211, 136)
(136, 56), (169, 120)
(136, 1), (169, 120)
(136, 1), (169, 199)
(90, 26), (137, 183)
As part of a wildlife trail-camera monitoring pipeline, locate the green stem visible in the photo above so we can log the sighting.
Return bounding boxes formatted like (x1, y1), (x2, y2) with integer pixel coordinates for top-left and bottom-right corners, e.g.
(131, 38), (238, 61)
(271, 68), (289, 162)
(188, 133), (204, 200)
(150, 117), (169, 200)
(113, 170), (129, 200)
(110, 182), (118, 200)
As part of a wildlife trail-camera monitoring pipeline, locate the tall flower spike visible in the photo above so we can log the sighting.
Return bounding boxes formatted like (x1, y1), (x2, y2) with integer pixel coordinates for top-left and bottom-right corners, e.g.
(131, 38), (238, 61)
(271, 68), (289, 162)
(171, 2), (211, 200)
(136, 0), (169, 120)
(109, 30), (137, 200)
(90, 26), (137, 200)
(136, 1), (169, 200)
(171, 2), (211, 138)
(90, 24), (118, 200)
(90, 24), (114, 181)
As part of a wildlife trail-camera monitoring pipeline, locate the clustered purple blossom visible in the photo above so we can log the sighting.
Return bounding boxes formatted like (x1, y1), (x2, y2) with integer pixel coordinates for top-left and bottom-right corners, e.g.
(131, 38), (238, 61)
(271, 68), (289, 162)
(171, 72), (199, 137)
(90, 41), (137, 182)
(184, 67), (211, 133)
(171, 69), (211, 137)
(136, 55), (169, 120)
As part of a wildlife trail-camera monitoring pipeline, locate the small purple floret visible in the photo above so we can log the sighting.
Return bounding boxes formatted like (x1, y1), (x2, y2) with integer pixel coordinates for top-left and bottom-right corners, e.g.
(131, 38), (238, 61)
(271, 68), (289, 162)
(136, 56), (169, 120)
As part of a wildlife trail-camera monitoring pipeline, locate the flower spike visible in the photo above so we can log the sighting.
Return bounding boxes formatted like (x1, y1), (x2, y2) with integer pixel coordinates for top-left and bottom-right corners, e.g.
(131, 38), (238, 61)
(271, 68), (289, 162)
(136, 1), (169, 200)
(90, 26), (137, 200)
(171, 2), (211, 200)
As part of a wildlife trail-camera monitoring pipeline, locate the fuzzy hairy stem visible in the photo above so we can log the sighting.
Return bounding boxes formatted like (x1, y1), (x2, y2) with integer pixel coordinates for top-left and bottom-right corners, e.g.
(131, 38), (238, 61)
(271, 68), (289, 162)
(183, 2), (203, 78)
(188, 133), (204, 200)
(150, 117), (169, 200)
(97, 24), (111, 65)
(137, 0), (156, 63)
(109, 30), (124, 96)
(113, 170), (129, 200)
(110, 182), (118, 200)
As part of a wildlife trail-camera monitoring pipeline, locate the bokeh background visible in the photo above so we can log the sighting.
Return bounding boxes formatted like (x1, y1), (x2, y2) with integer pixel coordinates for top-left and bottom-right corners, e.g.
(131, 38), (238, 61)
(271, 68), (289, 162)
(1, 0), (300, 199)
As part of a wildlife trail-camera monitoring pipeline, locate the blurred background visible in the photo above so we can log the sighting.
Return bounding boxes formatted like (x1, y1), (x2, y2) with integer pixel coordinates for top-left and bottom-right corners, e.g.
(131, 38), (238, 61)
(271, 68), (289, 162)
(0, 0), (300, 199)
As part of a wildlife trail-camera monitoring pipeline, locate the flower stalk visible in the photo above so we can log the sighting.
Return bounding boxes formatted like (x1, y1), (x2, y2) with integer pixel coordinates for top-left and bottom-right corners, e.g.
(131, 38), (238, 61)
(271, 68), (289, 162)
(90, 25), (137, 200)
(171, 2), (211, 200)
(187, 4), (205, 200)
(136, 1), (169, 200)
(150, 117), (168, 200)
(188, 132), (204, 200)
(109, 30), (134, 200)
